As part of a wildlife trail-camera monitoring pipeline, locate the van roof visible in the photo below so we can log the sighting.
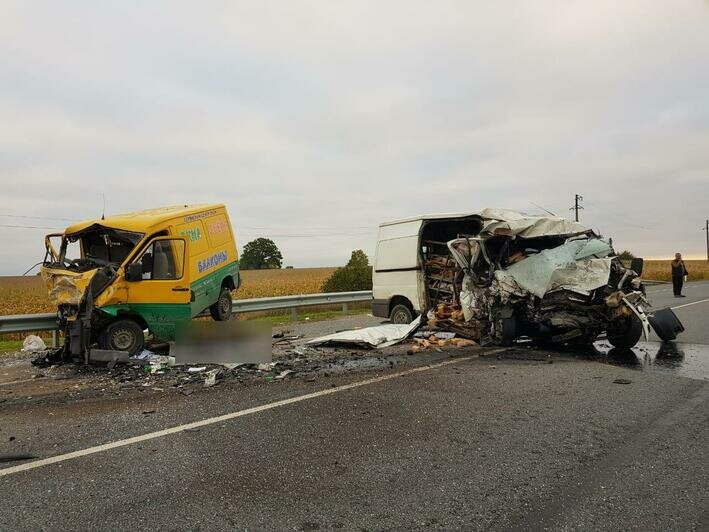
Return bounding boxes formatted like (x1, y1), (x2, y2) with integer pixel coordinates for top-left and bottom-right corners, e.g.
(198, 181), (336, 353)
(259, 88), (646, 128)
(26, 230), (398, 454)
(379, 212), (479, 227)
(64, 204), (224, 234)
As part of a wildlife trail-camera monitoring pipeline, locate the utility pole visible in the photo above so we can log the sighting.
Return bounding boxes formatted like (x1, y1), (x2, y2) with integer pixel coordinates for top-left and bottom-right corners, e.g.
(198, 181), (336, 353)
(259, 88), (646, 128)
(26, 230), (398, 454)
(570, 194), (584, 222)
(704, 219), (708, 262)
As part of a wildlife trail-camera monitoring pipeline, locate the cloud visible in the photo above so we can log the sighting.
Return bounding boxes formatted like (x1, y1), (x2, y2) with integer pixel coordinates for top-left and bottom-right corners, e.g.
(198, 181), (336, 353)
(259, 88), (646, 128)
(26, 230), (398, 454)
(1, 0), (708, 275)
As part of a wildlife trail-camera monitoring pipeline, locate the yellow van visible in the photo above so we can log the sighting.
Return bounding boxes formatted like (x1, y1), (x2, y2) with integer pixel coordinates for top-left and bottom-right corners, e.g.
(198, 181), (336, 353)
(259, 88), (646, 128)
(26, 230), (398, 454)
(40, 204), (239, 357)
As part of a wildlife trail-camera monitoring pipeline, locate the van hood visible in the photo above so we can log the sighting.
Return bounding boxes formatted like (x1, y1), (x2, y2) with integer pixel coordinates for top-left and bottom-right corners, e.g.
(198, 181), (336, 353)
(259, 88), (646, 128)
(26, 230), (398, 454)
(40, 266), (100, 306)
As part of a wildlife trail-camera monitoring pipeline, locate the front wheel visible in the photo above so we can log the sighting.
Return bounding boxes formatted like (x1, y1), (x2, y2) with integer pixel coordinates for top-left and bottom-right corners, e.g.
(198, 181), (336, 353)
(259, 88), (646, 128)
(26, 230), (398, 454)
(607, 314), (643, 349)
(210, 287), (233, 321)
(98, 319), (145, 355)
(390, 303), (414, 324)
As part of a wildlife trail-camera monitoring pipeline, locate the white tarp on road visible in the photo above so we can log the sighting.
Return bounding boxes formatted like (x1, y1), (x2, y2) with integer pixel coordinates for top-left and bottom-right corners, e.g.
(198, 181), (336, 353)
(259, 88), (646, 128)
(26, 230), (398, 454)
(306, 316), (422, 348)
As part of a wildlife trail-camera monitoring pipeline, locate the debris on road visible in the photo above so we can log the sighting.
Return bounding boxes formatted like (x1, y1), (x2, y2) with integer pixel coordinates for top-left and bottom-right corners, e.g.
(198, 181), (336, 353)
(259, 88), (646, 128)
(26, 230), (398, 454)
(21, 335), (46, 352)
(306, 317), (422, 348)
(203, 369), (220, 387)
(0, 454), (38, 463)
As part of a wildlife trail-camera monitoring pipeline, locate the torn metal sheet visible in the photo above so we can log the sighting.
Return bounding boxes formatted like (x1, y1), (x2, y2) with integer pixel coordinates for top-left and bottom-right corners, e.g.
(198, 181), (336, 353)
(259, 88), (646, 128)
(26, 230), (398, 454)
(307, 316), (422, 348)
(492, 240), (613, 299)
(478, 208), (592, 238)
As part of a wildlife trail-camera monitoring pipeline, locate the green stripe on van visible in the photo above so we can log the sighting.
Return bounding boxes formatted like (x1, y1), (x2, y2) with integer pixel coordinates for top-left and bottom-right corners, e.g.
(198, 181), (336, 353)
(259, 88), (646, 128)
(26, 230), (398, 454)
(189, 260), (239, 317)
(99, 261), (240, 341)
(99, 303), (191, 341)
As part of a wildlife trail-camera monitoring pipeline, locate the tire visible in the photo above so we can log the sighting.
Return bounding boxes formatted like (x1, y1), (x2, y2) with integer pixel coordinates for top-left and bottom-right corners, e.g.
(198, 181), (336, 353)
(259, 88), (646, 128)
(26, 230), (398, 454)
(99, 319), (145, 355)
(648, 308), (684, 342)
(607, 314), (643, 349)
(390, 303), (414, 324)
(210, 287), (233, 321)
(499, 316), (518, 346)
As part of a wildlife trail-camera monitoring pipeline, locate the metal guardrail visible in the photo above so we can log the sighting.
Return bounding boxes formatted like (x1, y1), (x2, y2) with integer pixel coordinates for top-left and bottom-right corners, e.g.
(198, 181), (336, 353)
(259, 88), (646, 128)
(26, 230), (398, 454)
(0, 291), (374, 337)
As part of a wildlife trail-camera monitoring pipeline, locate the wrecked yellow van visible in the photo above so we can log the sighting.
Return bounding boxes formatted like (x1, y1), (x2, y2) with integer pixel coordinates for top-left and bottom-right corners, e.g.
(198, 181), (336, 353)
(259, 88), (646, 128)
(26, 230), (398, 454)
(41, 205), (239, 357)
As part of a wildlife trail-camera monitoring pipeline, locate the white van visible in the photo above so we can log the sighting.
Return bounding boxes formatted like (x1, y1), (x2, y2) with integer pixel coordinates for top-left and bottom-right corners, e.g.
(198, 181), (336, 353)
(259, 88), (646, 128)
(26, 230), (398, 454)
(371, 213), (484, 323)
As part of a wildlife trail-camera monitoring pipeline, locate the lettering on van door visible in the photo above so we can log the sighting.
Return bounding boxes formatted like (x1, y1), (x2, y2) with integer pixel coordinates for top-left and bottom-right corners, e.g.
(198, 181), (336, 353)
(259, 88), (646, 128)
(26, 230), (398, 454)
(180, 227), (202, 242)
(198, 250), (228, 273)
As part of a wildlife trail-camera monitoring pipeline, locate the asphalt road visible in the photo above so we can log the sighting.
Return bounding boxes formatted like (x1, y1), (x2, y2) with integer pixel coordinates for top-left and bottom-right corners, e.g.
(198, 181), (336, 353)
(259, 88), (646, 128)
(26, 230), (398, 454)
(645, 280), (709, 345)
(0, 282), (708, 531)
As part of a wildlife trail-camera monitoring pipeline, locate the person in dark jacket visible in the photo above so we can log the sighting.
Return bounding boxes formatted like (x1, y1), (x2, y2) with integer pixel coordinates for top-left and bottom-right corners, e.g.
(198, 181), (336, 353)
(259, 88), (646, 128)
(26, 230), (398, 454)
(671, 253), (689, 297)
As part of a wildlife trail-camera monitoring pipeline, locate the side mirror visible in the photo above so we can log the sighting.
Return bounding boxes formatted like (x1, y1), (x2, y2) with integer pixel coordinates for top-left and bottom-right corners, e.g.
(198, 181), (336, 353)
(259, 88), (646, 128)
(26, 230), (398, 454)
(125, 263), (143, 282)
(630, 257), (644, 276)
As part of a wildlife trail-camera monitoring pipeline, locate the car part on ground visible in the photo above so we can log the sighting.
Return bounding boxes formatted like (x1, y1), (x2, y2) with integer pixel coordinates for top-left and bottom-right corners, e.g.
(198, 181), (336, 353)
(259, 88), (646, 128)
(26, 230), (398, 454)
(306, 317), (422, 348)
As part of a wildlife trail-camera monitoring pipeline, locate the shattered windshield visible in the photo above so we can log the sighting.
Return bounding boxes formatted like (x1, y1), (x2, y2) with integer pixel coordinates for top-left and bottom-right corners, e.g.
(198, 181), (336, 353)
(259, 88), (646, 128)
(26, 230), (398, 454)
(58, 225), (144, 271)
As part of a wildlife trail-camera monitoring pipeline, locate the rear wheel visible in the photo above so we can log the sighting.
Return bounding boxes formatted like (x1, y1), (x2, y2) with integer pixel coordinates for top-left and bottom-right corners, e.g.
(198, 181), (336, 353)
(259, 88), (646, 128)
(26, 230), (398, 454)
(210, 287), (233, 321)
(99, 319), (145, 355)
(607, 314), (643, 349)
(390, 303), (414, 324)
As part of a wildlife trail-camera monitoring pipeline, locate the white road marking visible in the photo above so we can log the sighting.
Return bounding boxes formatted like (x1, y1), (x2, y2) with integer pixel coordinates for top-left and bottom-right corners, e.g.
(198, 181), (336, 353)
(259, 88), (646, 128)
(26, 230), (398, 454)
(0, 350), (504, 478)
(671, 297), (709, 311)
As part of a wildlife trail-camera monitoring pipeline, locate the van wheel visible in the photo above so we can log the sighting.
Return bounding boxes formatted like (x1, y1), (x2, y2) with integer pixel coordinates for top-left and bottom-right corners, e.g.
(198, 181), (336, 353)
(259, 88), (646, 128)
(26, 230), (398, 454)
(390, 303), (413, 324)
(607, 315), (643, 349)
(210, 287), (233, 321)
(99, 319), (144, 356)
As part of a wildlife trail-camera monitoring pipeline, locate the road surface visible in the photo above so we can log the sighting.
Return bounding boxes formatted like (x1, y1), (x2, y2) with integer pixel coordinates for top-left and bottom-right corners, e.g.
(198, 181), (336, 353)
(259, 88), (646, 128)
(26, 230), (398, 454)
(1, 281), (708, 530)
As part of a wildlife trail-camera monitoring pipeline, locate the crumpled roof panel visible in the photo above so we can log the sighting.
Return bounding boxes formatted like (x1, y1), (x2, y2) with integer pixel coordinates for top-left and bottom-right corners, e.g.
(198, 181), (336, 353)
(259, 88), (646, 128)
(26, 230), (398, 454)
(478, 208), (593, 238)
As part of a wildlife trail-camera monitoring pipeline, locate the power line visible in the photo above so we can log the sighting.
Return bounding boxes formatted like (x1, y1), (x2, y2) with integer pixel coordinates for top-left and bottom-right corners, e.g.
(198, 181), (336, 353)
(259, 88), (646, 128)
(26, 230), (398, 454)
(528, 201), (557, 216)
(0, 213), (75, 222)
(238, 231), (376, 238)
(0, 223), (60, 230)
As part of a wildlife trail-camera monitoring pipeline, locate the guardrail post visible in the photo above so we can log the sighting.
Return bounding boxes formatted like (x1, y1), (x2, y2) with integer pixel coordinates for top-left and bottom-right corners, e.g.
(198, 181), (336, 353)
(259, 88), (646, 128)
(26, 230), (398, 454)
(342, 302), (348, 315)
(52, 330), (58, 348)
(291, 307), (298, 323)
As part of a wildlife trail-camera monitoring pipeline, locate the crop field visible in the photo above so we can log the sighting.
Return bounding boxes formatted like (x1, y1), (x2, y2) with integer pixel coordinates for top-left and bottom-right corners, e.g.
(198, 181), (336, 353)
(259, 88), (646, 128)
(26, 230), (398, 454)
(1, 261), (707, 317)
(640, 259), (709, 282)
(0, 267), (337, 316)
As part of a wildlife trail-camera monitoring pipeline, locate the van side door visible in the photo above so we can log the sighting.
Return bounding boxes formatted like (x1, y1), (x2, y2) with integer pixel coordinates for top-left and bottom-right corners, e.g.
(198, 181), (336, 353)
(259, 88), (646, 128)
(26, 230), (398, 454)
(124, 236), (191, 339)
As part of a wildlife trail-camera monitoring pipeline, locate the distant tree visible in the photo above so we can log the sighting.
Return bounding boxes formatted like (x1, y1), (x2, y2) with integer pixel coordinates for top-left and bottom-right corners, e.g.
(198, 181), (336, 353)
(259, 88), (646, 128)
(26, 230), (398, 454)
(239, 238), (283, 270)
(322, 250), (373, 292)
(347, 249), (370, 269)
(618, 250), (635, 261)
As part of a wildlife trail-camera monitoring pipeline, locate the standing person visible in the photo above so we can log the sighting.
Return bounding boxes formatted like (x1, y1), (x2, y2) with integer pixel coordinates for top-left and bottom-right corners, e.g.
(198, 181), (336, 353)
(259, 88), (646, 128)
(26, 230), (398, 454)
(671, 253), (689, 297)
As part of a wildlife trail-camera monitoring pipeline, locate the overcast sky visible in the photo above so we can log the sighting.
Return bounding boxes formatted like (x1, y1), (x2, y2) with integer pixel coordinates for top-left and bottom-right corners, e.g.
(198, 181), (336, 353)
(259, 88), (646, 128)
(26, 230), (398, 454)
(1, 1), (708, 275)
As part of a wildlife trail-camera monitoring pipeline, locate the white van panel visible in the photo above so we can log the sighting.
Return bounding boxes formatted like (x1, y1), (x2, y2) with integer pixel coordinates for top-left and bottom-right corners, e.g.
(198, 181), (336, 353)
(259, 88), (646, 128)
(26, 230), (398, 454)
(378, 219), (421, 240)
(375, 237), (418, 270)
(372, 270), (423, 311)
(374, 220), (421, 272)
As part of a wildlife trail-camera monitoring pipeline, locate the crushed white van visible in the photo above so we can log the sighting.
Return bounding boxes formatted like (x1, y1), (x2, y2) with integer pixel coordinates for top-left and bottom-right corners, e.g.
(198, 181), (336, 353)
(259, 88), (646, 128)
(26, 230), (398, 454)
(372, 209), (684, 348)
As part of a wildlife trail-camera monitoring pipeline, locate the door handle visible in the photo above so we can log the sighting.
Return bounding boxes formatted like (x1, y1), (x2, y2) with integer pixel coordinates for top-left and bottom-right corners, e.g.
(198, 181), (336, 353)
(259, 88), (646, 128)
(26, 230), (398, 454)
(172, 287), (189, 292)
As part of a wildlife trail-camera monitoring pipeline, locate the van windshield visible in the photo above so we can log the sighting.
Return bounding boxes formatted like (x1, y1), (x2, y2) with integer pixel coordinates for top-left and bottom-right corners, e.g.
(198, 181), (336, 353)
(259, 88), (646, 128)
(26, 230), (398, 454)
(56, 225), (144, 271)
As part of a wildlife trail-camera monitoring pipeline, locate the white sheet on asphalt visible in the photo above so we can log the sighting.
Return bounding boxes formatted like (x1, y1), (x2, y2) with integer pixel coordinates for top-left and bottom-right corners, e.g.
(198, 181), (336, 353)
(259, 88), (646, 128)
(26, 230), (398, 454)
(306, 316), (422, 348)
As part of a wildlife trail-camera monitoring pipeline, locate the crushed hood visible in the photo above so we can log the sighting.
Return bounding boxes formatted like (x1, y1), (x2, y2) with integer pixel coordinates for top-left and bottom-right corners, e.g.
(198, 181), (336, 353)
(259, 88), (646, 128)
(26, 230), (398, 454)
(40, 266), (99, 306)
